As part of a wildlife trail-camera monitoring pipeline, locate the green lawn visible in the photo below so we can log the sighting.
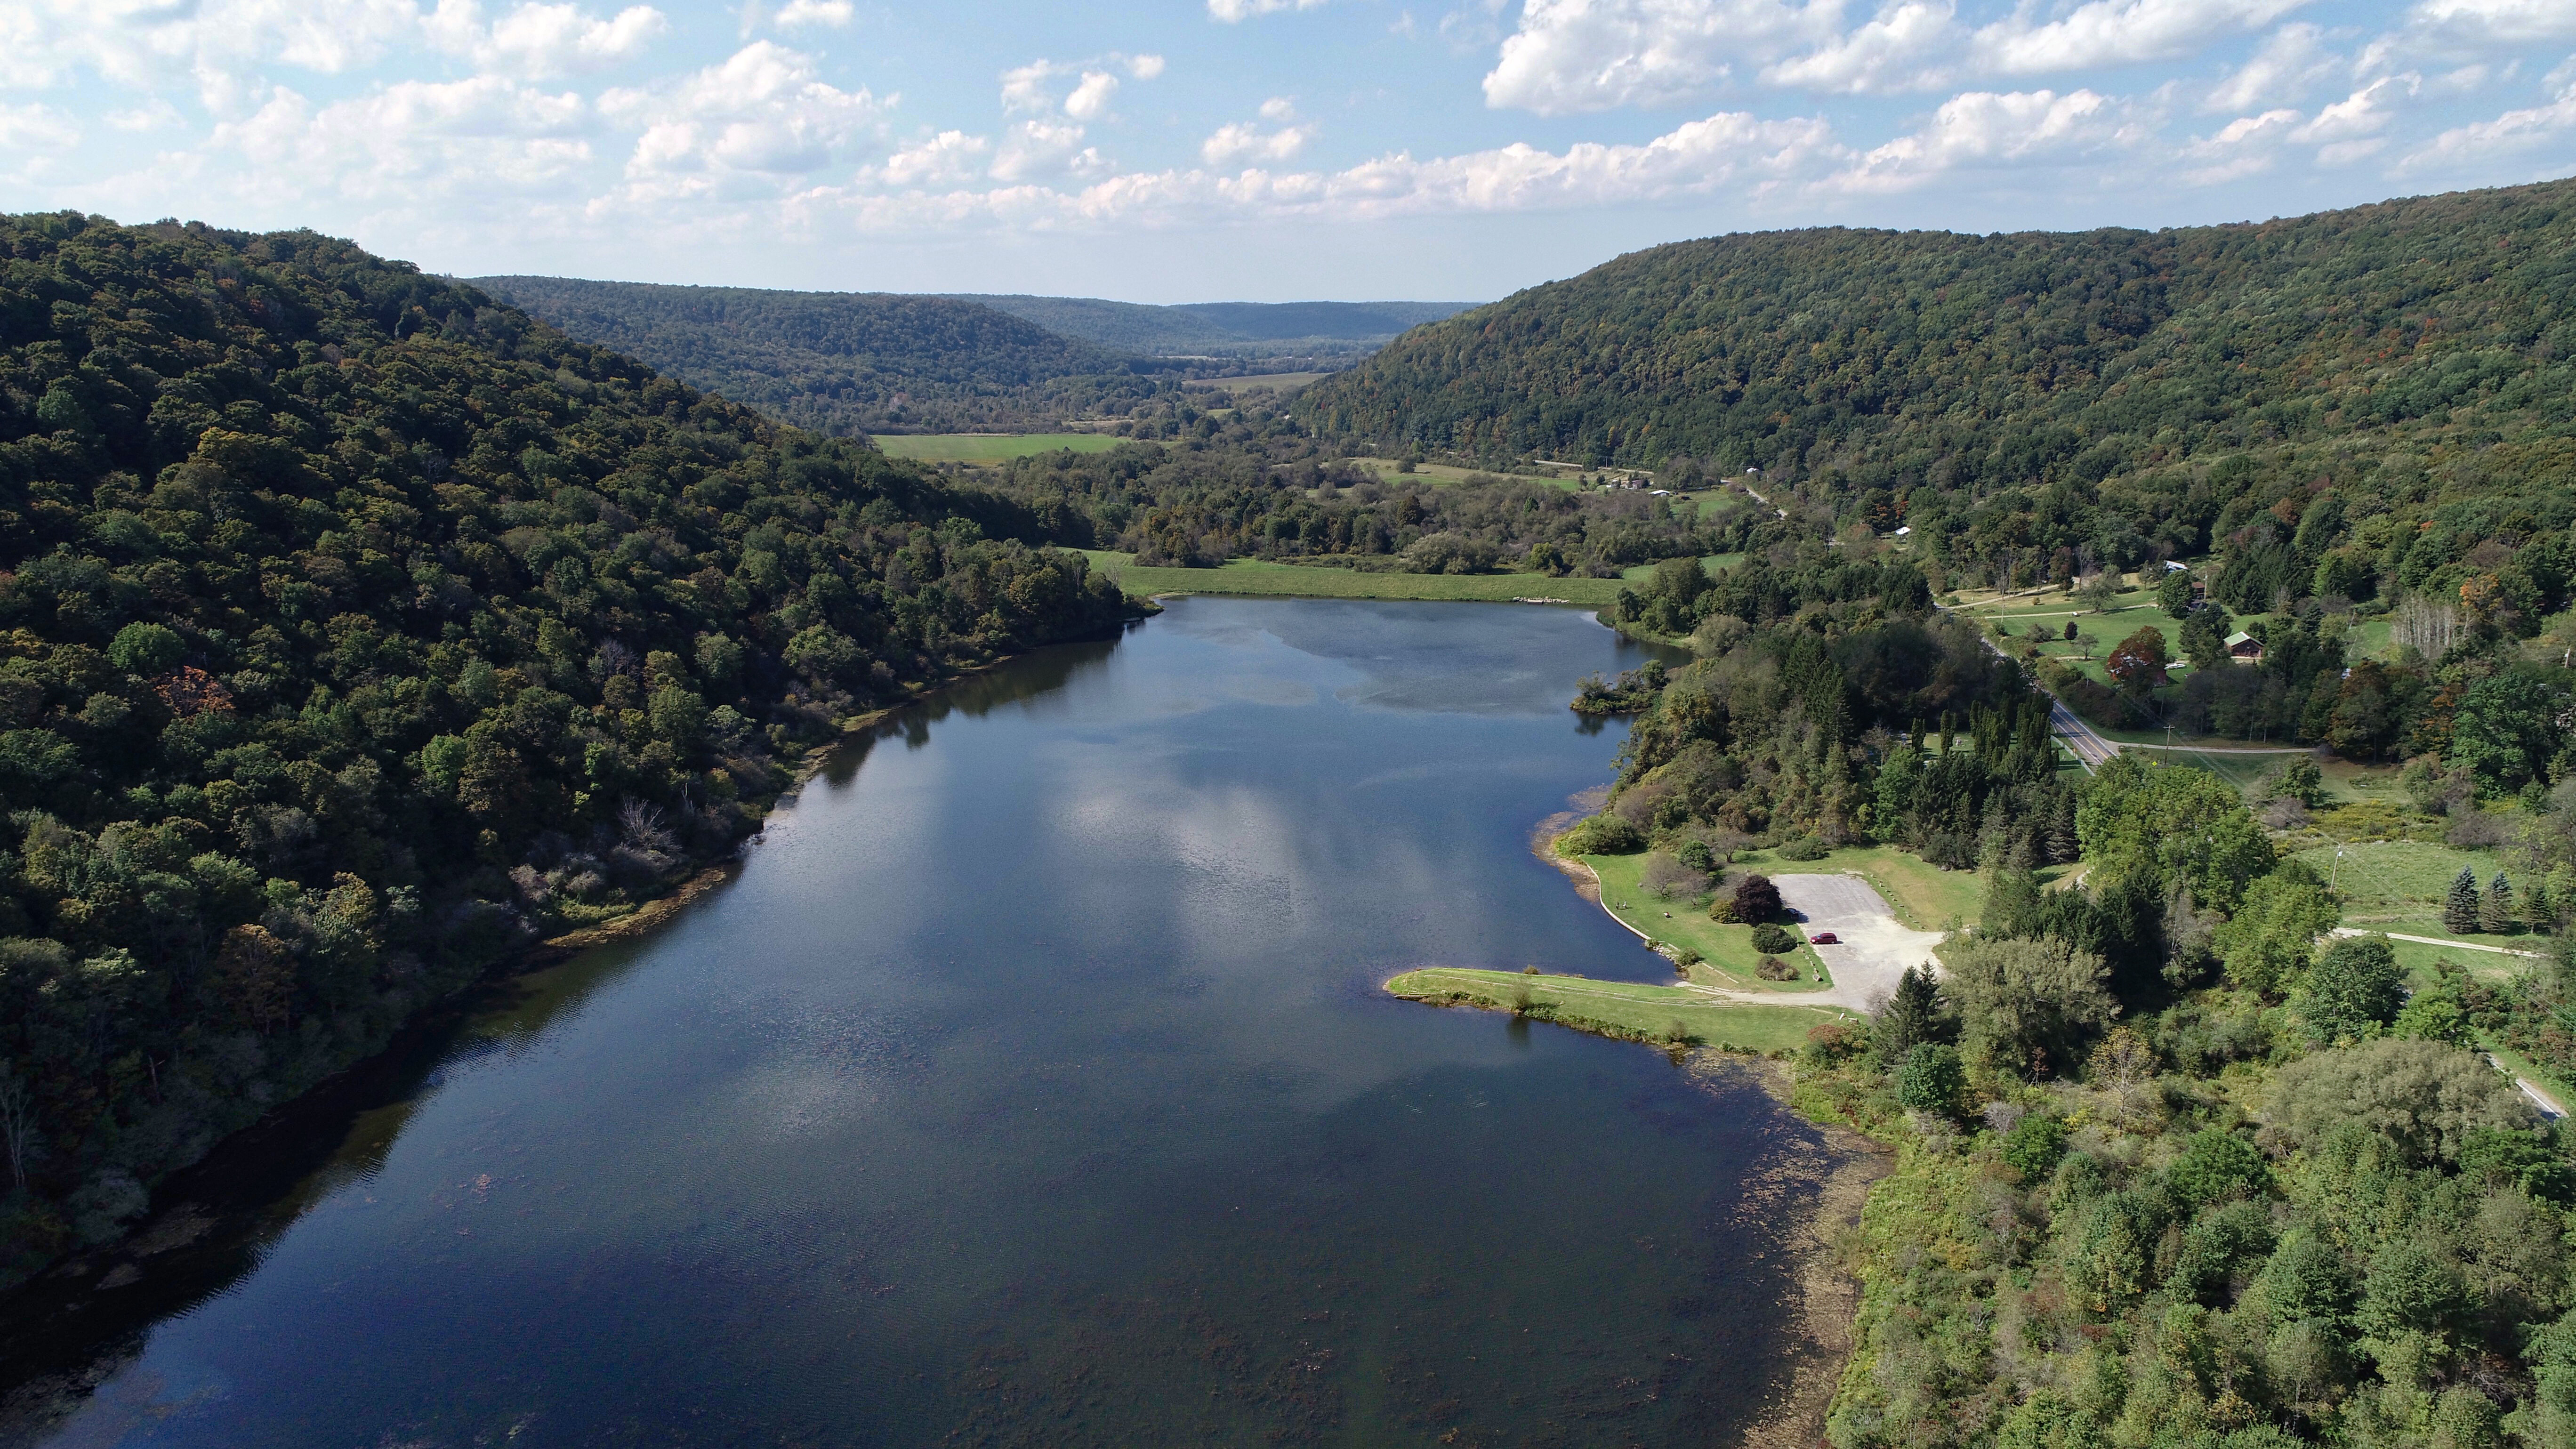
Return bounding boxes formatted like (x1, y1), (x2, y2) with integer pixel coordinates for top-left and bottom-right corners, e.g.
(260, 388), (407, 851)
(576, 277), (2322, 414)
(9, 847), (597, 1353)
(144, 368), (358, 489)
(1385, 966), (1851, 1053)
(1729, 843), (1989, 932)
(1080, 551), (1626, 607)
(874, 433), (1124, 463)
(1619, 554), (1747, 583)
(2288, 839), (2530, 937)
(1583, 853), (1832, 990)
(1203, 372), (1328, 395)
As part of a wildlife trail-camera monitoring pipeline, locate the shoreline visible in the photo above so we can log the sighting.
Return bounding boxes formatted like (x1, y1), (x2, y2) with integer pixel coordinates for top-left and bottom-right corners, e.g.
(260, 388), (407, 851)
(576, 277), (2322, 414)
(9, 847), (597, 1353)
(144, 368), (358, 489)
(0, 637), (1080, 1323)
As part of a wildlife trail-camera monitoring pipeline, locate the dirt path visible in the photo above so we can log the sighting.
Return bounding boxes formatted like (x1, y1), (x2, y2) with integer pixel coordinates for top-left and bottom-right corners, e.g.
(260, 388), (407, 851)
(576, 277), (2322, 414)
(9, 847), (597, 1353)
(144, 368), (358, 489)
(2330, 925), (2545, 959)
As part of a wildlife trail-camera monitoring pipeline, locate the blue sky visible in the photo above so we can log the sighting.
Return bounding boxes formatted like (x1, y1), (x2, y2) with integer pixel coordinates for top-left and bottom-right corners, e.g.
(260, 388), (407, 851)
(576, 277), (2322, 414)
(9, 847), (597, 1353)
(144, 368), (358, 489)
(3, 0), (2574, 303)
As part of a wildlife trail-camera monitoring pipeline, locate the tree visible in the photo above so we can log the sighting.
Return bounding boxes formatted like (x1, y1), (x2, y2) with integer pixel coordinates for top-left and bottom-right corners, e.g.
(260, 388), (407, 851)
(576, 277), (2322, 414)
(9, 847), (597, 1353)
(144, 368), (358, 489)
(2446, 868), (2483, 933)
(2450, 671), (2566, 796)
(1895, 1042), (1964, 1115)
(2261, 755), (2325, 807)
(2158, 569), (2197, 619)
(2062, 619), (2079, 641)
(1940, 933), (2118, 1076)
(2263, 1036), (2532, 1166)
(1875, 964), (1945, 1061)
(2079, 572), (2123, 614)
(2298, 934), (2403, 1043)
(2483, 873), (2516, 934)
(2074, 631), (2100, 660)
(1732, 873), (1782, 922)
(2104, 627), (2169, 694)
(2077, 755), (2275, 913)
(2213, 862), (2338, 997)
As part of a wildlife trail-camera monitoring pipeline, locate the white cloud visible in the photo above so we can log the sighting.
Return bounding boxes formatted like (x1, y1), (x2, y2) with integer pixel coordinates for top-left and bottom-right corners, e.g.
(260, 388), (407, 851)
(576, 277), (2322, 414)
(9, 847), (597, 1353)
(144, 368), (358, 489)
(824, 107), (1842, 233)
(1063, 71), (1120, 120)
(2409, 0), (2576, 44)
(0, 0), (425, 103)
(2290, 74), (2416, 144)
(211, 76), (592, 201)
(1208, 0), (1329, 20)
(1832, 87), (2120, 191)
(1970, 0), (2310, 77)
(1763, 1), (1956, 94)
(1483, 0), (1837, 114)
(1260, 95), (1297, 120)
(1128, 53), (1167, 80)
(2202, 23), (2337, 112)
(1202, 120), (1314, 163)
(1484, 0), (2316, 111)
(774, 0), (853, 26)
(990, 120), (1101, 182)
(427, 0), (668, 79)
(2400, 68), (2576, 169)
(105, 97), (186, 132)
(868, 129), (989, 187)
(601, 40), (889, 199)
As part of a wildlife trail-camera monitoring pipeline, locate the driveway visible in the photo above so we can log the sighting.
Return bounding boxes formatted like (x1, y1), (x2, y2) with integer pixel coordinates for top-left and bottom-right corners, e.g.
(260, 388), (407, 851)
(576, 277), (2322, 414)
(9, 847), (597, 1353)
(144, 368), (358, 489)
(1699, 873), (1947, 1013)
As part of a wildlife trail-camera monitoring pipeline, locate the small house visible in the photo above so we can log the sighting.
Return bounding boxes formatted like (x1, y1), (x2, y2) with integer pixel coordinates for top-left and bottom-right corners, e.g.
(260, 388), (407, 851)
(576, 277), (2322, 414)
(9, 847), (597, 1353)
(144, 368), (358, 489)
(2225, 630), (2264, 664)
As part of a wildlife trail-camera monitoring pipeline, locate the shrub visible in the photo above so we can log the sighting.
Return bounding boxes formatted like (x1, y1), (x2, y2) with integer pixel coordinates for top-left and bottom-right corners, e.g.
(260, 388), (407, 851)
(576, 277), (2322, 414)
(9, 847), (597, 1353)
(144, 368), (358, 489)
(2263, 1036), (2530, 1166)
(1676, 839), (1717, 873)
(1896, 1042), (1965, 1115)
(2165, 1128), (2271, 1209)
(2001, 1112), (2068, 1181)
(1733, 873), (1782, 921)
(1559, 813), (1648, 855)
(1778, 836), (1828, 861)
(1750, 922), (1800, 954)
(1674, 948), (1702, 969)
(1756, 954), (1795, 980)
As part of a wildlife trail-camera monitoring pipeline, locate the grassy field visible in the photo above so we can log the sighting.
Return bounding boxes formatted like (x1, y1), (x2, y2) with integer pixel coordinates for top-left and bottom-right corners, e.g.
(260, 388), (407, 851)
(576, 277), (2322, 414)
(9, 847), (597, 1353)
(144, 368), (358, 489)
(2289, 839), (2524, 938)
(1338, 458), (1580, 491)
(1202, 373), (1329, 395)
(1385, 966), (1850, 1052)
(874, 433), (1124, 463)
(1080, 551), (1626, 607)
(1583, 853), (1832, 989)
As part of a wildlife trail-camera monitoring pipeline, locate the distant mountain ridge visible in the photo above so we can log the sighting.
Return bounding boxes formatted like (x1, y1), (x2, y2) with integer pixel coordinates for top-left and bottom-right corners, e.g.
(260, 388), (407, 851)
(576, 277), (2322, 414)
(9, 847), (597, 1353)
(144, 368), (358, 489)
(473, 277), (1474, 435)
(472, 276), (1144, 436)
(944, 295), (1476, 356)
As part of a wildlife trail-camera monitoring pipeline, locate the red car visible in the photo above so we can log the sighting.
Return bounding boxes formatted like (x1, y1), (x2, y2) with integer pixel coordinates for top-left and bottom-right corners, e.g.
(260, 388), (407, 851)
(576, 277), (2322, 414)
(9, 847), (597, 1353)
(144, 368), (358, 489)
(1807, 932), (1838, 945)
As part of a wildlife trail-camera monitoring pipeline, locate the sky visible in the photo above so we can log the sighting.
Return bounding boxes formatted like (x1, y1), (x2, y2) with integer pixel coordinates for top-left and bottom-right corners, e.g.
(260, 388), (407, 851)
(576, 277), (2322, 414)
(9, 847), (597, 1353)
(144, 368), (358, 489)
(2, 0), (2574, 304)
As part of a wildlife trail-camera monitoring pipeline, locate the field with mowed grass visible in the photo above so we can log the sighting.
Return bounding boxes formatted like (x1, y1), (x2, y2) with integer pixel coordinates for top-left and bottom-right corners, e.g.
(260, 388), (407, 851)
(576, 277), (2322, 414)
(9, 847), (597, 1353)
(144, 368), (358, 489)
(2289, 838), (2537, 939)
(1581, 853), (1832, 989)
(1385, 967), (1850, 1052)
(874, 433), (1124, 463)
(1081, 551), (1626, 606)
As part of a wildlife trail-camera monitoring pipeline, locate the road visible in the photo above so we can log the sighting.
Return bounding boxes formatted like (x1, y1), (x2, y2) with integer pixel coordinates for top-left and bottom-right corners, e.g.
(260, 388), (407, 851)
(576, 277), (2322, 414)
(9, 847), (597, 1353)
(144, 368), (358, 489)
(2330, 926), (2545, 959)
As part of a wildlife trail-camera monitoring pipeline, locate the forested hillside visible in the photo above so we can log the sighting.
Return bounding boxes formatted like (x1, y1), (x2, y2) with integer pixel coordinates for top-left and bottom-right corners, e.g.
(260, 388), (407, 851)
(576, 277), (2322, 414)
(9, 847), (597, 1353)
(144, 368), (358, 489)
(475, 277), (1178, 436)
(0, 215), (1134, 1280)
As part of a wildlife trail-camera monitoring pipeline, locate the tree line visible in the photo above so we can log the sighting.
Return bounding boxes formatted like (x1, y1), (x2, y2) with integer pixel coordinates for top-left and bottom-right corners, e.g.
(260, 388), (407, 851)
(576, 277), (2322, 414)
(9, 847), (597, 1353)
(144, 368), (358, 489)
(0, 214), (1138, 1281)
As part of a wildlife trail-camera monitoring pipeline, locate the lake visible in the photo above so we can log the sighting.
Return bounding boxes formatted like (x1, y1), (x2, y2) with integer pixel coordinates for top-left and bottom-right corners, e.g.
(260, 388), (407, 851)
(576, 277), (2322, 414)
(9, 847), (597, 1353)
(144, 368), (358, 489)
(7, 598), (1842, 1448)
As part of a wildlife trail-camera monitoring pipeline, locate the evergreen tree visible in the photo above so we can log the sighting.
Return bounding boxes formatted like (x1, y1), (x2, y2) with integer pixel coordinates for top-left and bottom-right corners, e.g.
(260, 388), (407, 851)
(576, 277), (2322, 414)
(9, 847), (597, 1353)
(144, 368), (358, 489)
(1876, 965), (1945, 1061)
(2446, 868), (2483, 933)
(2483, 874), (2516, 935)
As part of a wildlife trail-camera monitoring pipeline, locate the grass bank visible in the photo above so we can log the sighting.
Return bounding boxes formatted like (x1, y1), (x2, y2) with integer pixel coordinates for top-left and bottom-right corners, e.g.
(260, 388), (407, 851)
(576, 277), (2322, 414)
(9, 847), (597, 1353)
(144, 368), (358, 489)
(1582, 853), (1831, 989)
(1081, 551), (1626, 607)
(875, 433), (1123, 463)
(1385, 966), (1850, 1052)
(1731, 843), (1989, 932)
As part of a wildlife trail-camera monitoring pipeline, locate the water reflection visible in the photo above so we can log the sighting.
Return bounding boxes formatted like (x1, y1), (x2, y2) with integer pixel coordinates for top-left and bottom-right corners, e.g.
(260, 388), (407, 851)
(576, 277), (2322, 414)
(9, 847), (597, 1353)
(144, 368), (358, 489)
(9, 599), (1815, 1449)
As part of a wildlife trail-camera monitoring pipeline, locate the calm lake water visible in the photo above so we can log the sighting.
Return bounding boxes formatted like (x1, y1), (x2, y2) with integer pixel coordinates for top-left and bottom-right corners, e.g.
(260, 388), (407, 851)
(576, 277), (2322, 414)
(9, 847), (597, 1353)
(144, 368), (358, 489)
(15, 598), (1835, 1448)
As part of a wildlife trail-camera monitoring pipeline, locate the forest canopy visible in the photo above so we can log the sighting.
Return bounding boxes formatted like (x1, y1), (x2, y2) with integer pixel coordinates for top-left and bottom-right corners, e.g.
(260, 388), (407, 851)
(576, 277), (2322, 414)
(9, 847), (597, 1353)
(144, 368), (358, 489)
(0, 213), (1136, 1280)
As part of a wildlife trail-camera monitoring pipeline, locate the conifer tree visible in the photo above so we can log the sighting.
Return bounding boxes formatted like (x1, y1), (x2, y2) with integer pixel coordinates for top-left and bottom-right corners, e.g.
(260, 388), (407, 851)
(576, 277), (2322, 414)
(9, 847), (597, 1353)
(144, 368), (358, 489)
(2446, 868), (2483, 933)
(2483, 873), (2515, 934)
(1876, 966), (1945, 1063)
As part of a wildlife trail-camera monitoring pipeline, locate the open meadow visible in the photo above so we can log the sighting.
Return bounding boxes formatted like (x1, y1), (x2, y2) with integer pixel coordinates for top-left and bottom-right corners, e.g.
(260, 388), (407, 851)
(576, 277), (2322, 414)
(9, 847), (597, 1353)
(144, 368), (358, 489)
(873, 433), (1124, 463)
